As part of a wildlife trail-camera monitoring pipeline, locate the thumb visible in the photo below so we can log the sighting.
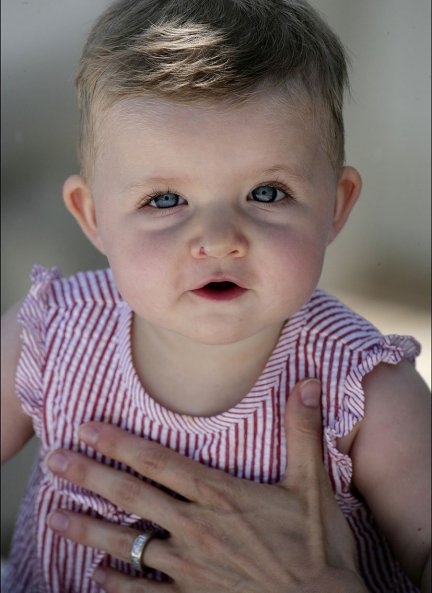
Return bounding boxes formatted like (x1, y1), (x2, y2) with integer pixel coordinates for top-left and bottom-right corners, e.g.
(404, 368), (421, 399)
(281, 379), (324, 489)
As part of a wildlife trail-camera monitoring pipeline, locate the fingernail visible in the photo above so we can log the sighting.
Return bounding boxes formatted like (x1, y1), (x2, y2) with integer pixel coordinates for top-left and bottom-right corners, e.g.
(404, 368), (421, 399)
(79, 423), (100, 445)
(300, 379), (321, 408)
(92, 568), (107, 584)
(46, 452), (69, 473)
(48, 511), (69, 532)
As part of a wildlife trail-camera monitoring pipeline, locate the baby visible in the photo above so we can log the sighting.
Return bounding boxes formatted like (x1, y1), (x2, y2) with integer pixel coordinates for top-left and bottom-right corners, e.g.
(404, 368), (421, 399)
(1, 0), (430, 592)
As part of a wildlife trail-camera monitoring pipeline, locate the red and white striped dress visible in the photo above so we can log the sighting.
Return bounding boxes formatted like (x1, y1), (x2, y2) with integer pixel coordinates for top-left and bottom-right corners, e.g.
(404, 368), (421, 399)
(5, 266), (421, 593)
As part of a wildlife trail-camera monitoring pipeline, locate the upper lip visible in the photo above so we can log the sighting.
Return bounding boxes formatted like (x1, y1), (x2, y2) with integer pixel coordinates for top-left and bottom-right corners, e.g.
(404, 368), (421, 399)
(192, 275), (247, 290)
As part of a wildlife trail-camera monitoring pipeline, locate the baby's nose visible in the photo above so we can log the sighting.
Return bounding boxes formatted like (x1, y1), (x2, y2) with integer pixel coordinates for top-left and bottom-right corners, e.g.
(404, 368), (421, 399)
(190, 217), (249, 259)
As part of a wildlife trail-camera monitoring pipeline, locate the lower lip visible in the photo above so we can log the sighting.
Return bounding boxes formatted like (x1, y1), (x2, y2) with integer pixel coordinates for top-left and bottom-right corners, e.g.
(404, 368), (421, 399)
(191, 285), (248, 302)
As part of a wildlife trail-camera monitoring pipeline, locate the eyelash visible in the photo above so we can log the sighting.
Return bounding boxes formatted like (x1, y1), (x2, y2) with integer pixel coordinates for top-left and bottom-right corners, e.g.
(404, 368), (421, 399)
(250, 181), (296, 205)
(137, 181), (296, 211)
(138, 187), (181, 212)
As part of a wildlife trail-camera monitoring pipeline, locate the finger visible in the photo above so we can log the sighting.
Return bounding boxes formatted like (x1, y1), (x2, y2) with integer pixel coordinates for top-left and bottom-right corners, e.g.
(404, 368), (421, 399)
(47, 510), (168, 573)
(91, 566), (175, 592)
(45, 449), (182, 531)
(77, 422), (231, 502)
(281, 379), (325, 489)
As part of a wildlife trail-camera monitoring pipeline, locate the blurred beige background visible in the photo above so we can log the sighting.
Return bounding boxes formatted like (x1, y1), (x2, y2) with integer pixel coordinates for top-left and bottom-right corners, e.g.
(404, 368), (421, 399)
(1, 0), (430, 560)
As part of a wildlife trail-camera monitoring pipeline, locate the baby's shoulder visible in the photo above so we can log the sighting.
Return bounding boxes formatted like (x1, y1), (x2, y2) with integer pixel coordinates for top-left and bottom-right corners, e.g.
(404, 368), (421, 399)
(27, 265), (121, 311)
(299, 290), (420, 375)
(302, 289), (384, 350)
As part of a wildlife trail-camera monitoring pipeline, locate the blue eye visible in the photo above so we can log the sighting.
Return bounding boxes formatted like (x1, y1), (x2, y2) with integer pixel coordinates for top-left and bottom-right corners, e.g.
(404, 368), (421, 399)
(249, 185), (286, 203)
(149, 193), (185, 208)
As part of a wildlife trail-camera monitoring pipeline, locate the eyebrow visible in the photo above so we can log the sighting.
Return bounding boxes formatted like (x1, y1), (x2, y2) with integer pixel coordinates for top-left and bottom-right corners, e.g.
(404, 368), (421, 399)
(126, 176), (187, 192)
(125, 164), (307, 192)
(260, 165), (307, 181)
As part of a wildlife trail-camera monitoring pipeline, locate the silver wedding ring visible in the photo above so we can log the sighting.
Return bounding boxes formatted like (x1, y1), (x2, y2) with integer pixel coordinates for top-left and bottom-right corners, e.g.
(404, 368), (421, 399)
(130, 529), (157, 572)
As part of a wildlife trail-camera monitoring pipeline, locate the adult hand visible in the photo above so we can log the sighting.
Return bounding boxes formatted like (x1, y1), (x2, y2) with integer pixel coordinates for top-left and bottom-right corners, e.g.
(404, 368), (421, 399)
(46, 380), (367, 593)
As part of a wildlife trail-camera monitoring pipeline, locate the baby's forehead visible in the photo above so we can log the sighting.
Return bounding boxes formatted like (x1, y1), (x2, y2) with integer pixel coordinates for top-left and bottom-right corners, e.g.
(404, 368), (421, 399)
(98, 89), (319, 138)
(91, 90), (332, 189)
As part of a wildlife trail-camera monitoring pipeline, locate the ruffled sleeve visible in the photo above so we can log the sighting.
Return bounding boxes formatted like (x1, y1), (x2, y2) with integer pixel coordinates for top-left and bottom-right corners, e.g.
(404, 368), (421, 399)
(324, 334), (421, 496)
(15, 265), (62, 438)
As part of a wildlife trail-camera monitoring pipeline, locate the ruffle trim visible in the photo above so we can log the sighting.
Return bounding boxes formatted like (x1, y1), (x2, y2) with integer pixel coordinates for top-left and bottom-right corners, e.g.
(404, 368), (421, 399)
(15, 265), (61, 437)
(324, 334), (421, 495)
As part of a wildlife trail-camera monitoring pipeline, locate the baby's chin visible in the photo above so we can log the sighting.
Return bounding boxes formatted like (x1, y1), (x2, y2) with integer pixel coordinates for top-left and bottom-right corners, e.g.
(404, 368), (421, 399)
(133, 312), (265, 347)
(174, 320), (285, 348)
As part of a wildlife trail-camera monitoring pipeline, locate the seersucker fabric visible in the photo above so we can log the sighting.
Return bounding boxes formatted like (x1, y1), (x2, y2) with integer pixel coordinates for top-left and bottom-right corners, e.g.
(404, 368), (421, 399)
(4, 265), (421, 592)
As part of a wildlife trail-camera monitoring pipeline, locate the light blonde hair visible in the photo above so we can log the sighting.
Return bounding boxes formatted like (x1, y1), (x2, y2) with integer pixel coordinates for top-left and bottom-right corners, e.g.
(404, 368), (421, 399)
(77, 0), (350, 180)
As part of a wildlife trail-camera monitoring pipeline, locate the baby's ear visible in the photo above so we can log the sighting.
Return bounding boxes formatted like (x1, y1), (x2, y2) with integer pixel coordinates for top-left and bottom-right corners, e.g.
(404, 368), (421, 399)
(328, 166), (362, 244)
(63, 175), (106, 254)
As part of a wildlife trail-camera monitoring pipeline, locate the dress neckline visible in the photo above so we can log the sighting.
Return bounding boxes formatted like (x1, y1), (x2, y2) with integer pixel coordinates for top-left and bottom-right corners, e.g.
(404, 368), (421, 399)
(116, 299), (308, 434)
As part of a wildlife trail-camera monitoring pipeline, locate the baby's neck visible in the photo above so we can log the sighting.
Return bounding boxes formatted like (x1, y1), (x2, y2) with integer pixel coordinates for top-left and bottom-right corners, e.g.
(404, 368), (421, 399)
(131, 316), (283, 417)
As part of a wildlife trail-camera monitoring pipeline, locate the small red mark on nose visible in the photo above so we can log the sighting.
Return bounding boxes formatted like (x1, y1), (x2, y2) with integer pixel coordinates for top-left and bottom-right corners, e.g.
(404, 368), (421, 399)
(199, 246), (206, 256)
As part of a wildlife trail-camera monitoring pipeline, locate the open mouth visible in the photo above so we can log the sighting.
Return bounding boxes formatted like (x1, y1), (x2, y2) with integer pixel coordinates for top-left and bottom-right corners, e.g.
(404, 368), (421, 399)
(205, 281), (237, 291)
(191, 281), (247, 301)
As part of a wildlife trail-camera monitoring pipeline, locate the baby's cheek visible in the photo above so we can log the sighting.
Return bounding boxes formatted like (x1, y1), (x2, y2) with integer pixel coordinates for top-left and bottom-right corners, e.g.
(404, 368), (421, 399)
(106, 236), (169, 301)
(266, 232), (326, 294)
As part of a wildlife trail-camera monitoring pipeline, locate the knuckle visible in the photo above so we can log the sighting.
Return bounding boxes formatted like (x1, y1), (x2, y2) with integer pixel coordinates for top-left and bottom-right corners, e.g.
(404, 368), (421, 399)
(165, 548), (189, 575)
(191, 473), (234, 511)
(190, 474), (213, 501)
(133, 443), (166, 477)
(207, 485), (235, 512)
(169, 550), (199, 580)
(114, 532), (136, 562)
(68, 459), (88, 485)
(187, 514), (220, 549)
(70, 515), (91, 542)
(290, 483), (313, 513)
(184, 515), (204, 541)
(112, 476), (142, 508)
(98, 435), (120, 460)
(174, 504), (193, 531)
(180, 561), (200, 581)
(294, 491), (310, 516)
(294, 418), (323, 443)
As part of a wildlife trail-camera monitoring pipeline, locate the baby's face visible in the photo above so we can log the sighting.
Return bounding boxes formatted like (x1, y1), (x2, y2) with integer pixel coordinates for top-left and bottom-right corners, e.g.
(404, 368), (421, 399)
(72, 91), (359, 345)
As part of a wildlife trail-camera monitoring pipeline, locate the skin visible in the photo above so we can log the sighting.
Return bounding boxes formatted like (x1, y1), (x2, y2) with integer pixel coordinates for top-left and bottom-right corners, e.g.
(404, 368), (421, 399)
(1, 90), (430, 590)
(63, 93), (361, 416)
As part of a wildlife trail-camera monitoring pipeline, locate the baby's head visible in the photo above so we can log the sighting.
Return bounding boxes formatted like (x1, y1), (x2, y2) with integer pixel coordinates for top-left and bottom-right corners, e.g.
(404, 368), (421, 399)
(76, 0), (349, 182)
(64, 0), (361, 345)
